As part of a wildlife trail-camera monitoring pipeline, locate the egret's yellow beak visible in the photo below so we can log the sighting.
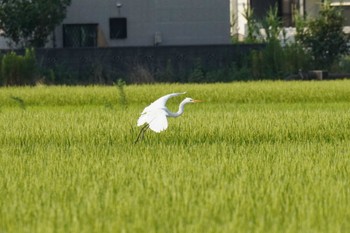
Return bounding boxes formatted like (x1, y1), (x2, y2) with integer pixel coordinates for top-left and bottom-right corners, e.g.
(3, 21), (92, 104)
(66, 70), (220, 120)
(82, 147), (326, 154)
(192, 99), (204, 103)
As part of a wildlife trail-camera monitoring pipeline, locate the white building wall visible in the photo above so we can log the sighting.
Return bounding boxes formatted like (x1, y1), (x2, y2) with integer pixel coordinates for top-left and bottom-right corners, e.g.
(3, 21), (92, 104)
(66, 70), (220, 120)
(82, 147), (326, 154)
(236, 0), (250, 40)
(154, 0), (230, 45)
(53, 0), (230, 47)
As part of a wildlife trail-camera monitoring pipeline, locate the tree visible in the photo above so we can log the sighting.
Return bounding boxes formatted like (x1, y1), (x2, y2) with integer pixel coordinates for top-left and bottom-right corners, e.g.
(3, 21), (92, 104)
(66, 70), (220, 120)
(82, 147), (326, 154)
(0, 0), (71, 48)
(295, 1), (349, 69)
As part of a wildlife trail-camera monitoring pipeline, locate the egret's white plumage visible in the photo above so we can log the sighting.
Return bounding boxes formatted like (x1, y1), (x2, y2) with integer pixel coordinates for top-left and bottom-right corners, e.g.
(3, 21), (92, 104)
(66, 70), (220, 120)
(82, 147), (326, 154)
(135, 92), (202, 142)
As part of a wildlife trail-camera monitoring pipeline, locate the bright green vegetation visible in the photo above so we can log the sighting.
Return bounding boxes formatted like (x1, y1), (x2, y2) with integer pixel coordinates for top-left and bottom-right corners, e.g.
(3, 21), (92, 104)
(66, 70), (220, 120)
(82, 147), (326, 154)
(0, 81), (349, 233)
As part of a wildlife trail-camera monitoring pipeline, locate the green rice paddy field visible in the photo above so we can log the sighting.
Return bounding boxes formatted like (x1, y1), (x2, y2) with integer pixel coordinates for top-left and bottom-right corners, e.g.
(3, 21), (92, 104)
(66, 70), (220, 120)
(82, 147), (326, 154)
(0, 81), (349, 233)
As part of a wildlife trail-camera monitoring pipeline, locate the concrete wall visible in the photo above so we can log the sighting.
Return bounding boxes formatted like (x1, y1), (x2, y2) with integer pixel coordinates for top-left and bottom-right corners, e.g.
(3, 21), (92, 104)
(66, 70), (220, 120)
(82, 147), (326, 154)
(53, 0), (231, 47)
(31, 44), (264, 84)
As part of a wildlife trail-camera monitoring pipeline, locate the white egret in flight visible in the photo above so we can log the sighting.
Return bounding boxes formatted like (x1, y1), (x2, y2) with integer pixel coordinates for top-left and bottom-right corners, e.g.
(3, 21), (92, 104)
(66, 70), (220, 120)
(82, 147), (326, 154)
(135, 92), (203, 143)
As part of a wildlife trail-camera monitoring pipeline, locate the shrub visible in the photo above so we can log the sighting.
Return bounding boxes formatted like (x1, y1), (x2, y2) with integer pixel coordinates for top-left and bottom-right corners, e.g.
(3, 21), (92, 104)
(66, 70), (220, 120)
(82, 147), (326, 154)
(295, 1), (348, 69)
(261, 4), (284, 43)
(249, 40), (284, 79)
(128, 64), (155, 84)
(242, 5), (261, 43)
(336, 55), (350, 73)
(155, 59), (176, 82)
(0, 48), (37, 86)
(249, 39), (313, 79)
(188, 59), (205, 83)
(227, 62), (253, 81)
(283, 43), (313, 73)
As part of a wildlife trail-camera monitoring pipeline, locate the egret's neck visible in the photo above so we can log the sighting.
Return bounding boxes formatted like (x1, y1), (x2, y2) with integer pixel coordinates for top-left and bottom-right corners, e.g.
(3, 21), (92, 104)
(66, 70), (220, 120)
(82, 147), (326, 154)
(169, 100), (188, 118)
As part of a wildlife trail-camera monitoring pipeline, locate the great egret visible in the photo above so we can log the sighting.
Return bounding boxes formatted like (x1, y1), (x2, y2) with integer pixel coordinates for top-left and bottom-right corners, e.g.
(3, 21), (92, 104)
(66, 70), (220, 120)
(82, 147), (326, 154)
(135, 92), (203, 143)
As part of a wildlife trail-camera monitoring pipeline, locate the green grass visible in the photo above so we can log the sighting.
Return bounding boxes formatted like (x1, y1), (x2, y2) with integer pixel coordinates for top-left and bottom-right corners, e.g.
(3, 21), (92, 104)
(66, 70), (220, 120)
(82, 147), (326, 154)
(0, 81), (349, 233)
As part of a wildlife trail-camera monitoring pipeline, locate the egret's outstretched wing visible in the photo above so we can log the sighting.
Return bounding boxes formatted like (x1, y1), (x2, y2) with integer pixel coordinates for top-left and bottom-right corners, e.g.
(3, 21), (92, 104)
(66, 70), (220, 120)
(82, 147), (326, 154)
(148, 109), (168, 132)
(137, 92), (185, 132)
(141, 92), (186, 114)
(137, 113), (149, 127)
(137, 109), (168, 132)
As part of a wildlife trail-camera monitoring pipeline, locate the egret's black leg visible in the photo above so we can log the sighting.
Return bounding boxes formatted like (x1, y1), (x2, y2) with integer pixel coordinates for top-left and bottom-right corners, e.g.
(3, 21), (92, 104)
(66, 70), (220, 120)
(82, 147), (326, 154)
(140, 125), (149, 142)
(134, 124), (149, 144)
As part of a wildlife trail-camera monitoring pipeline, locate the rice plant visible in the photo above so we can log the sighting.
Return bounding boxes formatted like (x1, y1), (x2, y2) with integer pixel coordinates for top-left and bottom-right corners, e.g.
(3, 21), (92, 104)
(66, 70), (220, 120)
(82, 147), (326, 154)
(0, 81), (349, 233)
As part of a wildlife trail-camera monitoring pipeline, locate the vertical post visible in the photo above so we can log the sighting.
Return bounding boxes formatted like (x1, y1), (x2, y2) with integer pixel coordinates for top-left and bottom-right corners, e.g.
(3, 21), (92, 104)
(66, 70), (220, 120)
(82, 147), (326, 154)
(299, 0), (304, 17)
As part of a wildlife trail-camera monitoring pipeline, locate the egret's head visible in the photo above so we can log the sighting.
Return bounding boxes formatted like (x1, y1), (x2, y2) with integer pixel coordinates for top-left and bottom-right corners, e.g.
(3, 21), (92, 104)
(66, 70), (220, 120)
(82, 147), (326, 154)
(184, 97), (204, 104)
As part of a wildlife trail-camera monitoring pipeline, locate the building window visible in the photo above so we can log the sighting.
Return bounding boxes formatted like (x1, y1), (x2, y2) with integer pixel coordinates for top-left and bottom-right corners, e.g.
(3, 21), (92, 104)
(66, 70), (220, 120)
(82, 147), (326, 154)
(330, 2), (350, 26)
(110, 18), (127, 39)
(250, 0), (298, 27)
(63, 24), (98, 47)
(341, 6), (350, 26)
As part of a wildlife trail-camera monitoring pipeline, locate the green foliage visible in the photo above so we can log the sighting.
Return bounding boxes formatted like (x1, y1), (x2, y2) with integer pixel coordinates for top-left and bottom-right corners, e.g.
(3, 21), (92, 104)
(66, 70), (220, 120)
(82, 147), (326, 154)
(188, 59), (205, 83)
(187, 60), (253, 83)
(0, 48), (37, 85)
(337, 55), (350, 73)
(283, 43), (313, 73)
(245, 3), (313, 80)
(2, 81), (350, 106)
(0, 0), (72, 47)
(128, 64), (155, 84)
(156, 59), (176, 82)
(293, 5), (307, 38)
(230, 11), (239, 43)
(295, 1), (349, 69)
(241, 4), (284, 44)
(205, 68), (228, 82)
(234, 3), (350, 79)
(47, 64), (79, 85)
(227, 62), (252, 81)
(236, 4), (313, 80)
(261, 4), (284, 42)
(242, 5), (260, 43)
(251, 40), (284, 79)
(10, 95), (26, 109)
(250, 40), (312, 79)
(0, 82), (350, 232)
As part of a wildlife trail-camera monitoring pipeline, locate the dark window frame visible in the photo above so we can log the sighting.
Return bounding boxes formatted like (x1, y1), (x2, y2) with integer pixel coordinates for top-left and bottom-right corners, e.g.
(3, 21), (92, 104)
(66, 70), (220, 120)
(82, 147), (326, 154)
(63, 23), (98, 48)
